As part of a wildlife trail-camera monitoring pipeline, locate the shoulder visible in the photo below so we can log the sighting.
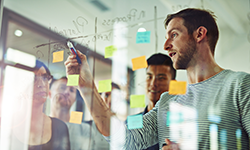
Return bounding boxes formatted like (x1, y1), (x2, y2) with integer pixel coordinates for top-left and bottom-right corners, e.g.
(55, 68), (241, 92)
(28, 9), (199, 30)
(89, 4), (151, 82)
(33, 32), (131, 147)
(66, 121), (92, 129)
(222, 70), (250, 87)
(222, 70), (250, 80)
(50, 117), (69, 131)
(158, 92), (177, 103)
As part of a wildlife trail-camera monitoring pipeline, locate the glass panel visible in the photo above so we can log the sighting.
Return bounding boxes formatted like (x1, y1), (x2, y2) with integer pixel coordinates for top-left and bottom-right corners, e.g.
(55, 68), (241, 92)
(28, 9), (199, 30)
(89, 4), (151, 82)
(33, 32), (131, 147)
(1, 0), (250, 149)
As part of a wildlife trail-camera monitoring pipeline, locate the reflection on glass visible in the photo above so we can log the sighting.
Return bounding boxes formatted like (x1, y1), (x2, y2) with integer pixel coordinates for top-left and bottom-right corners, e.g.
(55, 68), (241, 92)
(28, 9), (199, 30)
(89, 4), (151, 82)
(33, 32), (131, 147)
(1, 66), (34, 150)
(168, 102), (198, 150)
(209, 124), (218, 150)
(5, 48), (36, 68)
(236, 129), (242, 150)
(220, 129), (227, 150)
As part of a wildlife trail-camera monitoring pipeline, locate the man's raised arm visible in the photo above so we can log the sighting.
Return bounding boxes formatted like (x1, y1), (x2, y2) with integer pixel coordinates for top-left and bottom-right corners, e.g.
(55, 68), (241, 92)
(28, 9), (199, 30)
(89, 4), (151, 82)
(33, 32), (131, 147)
(64, 50), (113, 136)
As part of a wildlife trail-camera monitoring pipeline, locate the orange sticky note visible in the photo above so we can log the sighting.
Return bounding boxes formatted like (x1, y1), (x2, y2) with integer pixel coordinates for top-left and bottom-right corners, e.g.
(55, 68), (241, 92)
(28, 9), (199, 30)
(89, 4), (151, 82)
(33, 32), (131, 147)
(130, 95), (145, 108)
(131, 56), (148, 71)
(67, 74), (79, 86)
(105, 45), (117, 58)
(69, 111), (83, 124)
(98, 79), (112, 93)
(169, 80), (187, 95)
(52, 50), (64, 63)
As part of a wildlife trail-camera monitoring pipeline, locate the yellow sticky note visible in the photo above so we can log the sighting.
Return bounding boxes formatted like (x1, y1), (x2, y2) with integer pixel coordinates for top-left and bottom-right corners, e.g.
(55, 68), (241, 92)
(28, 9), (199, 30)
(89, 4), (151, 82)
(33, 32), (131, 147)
(130, 95), (145, 108)
(69, 111), (83, 124)
(169, 80), (187, 95)
(131, 56), (148, 71)
(98, 79), (112, 93)
(105, 45), (117, 58)
(67, 74), (79, 86)
(52, 50), (64, 63)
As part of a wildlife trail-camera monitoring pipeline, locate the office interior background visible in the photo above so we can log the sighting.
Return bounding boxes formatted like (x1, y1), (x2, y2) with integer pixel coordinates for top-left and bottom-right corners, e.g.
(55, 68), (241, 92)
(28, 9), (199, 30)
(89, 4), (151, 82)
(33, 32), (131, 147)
(0, 0), (250, 149)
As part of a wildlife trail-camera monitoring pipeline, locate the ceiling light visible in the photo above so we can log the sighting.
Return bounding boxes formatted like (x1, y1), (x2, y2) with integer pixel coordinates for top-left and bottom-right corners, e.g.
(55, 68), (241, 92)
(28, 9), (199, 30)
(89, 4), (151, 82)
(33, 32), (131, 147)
(14, 29), (23, 37)
(137, 28), (146, 32)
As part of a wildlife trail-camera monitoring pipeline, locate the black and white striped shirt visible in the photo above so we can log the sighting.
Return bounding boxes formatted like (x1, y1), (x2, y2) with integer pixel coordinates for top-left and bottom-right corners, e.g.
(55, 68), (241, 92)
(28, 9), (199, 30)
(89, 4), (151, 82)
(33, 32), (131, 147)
(107, 70), (250, 149)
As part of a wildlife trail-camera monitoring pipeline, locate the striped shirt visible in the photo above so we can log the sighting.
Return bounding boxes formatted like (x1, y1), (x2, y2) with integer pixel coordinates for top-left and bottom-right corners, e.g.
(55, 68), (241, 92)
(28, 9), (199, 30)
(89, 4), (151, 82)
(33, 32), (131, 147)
(106, 70), (250, 149)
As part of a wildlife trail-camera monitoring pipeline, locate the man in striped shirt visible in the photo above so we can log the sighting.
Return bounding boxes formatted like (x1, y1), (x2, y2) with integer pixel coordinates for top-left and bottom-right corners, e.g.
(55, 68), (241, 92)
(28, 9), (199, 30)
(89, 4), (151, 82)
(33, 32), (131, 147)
(65, 8), (250, 149)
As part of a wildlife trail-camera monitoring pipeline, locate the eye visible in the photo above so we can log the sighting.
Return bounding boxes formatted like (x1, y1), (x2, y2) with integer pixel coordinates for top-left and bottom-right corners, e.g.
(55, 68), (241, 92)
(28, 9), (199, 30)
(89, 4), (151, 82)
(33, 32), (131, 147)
(156, 75), (167, 81)
(158, 77), (166, 80)
(70, 87), (75, 92)
(146, 75), (152, 80)
(171, 33), (177, 39)
(59, 85), (66, 90)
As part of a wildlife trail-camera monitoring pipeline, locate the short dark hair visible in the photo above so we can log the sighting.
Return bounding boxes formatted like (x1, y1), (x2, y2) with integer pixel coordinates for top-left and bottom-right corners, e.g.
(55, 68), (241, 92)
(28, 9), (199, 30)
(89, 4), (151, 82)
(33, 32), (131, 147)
(147, 53), (176, 80)
(164, 8), (219, 55)
(50, 76), (67, 89)
(111, 82), (120, 90)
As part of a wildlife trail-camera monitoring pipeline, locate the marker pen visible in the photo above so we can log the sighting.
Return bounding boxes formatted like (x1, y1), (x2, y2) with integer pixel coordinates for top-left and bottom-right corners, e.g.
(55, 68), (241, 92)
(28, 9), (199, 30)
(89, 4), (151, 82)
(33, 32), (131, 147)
(67, 41), (82, 64)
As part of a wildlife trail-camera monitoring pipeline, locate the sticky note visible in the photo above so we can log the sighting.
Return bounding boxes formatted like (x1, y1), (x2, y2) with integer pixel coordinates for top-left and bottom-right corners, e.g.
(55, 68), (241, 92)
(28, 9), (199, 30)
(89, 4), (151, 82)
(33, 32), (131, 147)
(127, 114), (143, 129)
(130, 95), (145, 108)
(105, 45), (117, 58)
(69, 111), (83, 124)
(67, 74), (79, 86)
(98, 79), (112, 93)
(166, 111), (183, 126)
(52, 50), (64, 63)
(131, 56), (148, 71)
(169, 80), (187, 95)
(136, 31), (151, 43)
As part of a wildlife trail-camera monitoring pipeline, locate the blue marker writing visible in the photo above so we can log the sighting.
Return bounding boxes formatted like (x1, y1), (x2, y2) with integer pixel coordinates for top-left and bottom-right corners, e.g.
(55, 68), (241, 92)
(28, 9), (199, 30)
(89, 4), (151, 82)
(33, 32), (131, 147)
(67, 41), (82, 64)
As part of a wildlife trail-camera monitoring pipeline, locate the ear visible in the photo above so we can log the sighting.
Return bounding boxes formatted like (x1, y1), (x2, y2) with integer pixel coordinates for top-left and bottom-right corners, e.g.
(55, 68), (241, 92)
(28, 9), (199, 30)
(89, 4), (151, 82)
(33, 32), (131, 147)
(194, 26), (207, 43)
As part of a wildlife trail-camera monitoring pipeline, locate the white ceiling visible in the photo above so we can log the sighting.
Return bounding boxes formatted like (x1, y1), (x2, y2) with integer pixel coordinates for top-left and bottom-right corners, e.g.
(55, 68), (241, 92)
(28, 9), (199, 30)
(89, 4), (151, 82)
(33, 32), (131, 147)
(3, 0), (250, 81)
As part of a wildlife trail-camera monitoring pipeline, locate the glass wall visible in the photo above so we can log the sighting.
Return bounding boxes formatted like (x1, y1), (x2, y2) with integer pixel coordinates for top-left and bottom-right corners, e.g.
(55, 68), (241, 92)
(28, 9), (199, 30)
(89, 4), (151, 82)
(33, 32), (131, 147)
(0, 0), (250, 150)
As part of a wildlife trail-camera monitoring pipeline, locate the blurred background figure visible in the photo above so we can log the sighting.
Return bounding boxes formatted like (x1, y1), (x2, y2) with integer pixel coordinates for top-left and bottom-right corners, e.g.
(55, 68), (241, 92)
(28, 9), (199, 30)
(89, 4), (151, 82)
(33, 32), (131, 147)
(101, 82), (127, 121)
(11, 60), (70, 150)
(135, 53), (176, 150)
(49, 76), (76, 122)
(144, 53), (176, 114)
(49, 76), (109, 150)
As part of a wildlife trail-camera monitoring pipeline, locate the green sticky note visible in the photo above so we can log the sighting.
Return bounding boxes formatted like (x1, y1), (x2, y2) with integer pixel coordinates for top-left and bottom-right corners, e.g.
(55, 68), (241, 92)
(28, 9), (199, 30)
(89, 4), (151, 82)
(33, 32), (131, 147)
(130, 95), (145, 108)
(105, 45), (117, 58)
(98, 79), (112, 93)
(127, 114), (143, 129)
(136, 31), (151, 43)
(67, 74), (79, 86)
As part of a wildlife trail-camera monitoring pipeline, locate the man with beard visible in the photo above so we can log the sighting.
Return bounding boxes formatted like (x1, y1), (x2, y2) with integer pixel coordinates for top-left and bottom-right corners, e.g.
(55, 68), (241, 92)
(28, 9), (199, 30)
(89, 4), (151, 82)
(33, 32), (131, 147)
(65, 8), (250, 149)
(49, 77), (109, 150)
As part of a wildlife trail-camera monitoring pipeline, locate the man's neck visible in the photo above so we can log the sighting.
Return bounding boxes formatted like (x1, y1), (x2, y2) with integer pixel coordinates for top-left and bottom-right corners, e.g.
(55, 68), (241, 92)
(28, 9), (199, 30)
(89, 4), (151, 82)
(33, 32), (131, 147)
(186, 53), (223, 84)
(147, 100), (157, 112)
(50, 107), (70, 122)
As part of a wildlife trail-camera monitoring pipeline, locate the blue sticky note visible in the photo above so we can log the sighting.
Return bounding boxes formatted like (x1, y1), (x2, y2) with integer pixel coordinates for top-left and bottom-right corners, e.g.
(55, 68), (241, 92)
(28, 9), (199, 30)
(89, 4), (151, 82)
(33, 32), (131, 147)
(127, 114), (143, 129)
(136, 31), (151, 43)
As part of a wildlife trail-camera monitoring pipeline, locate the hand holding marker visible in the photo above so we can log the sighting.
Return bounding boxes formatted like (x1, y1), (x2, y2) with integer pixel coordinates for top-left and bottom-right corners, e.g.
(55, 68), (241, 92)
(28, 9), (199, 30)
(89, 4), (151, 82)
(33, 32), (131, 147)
(67, 41), (82, 64)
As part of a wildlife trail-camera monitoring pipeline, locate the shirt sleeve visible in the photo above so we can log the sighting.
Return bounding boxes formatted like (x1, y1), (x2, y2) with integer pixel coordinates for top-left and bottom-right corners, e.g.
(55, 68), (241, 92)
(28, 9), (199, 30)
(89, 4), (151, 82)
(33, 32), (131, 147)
(237, 73), (250, 136)
(105, 103), (159, 150)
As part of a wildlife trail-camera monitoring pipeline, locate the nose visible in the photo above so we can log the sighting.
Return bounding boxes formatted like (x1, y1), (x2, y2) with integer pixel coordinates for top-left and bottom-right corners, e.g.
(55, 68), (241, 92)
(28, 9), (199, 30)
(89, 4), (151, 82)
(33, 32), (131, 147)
(64, 87), (70, 96)
(36, 78), (46, 88)
(150, 77), (158, 87)
(164, 39), (172, 51)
